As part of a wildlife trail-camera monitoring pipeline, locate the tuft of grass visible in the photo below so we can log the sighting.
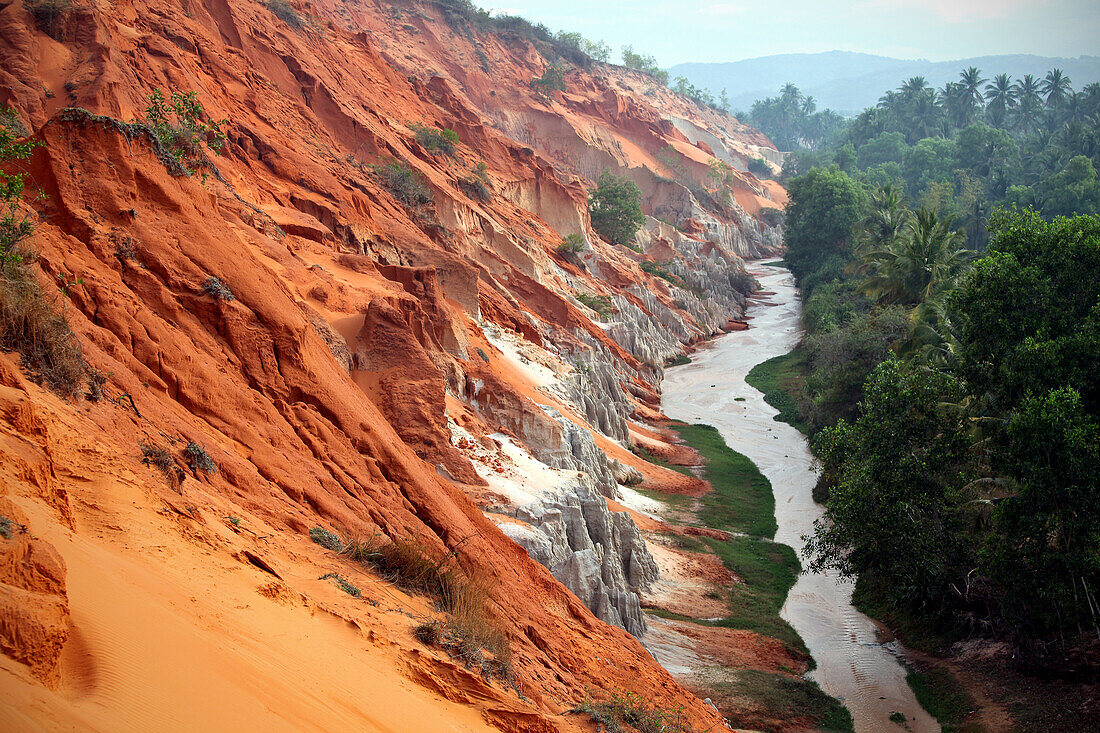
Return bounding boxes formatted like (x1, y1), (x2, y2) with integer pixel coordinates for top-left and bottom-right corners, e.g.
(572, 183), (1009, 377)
(309, 526), (345, 552)
(0, 515), (25, 539)
(666, 353), (691, 367)
(183, 441), (216, 474)
(413, 620), (443, 646)
(714, 670), (854, 733)
(904, 664), (977, 732)
(319, 572), (361, 598)
(889, 711), (907, 724)
(668, 422), (776, 537)
(745, 348), (809, 435)
(140, 443), (175, 473)
(570, 689), (693, 733)
(370, 159), (432, 208)
(200, 276), (234, 301)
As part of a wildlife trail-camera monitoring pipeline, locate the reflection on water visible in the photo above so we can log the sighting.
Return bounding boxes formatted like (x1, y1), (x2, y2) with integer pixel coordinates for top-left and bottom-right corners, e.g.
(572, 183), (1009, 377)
(661, 265), (938, 733)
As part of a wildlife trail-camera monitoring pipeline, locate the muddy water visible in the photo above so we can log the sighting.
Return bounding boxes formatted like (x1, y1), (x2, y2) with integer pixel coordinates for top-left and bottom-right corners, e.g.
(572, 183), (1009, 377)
(661, 264), (938, 732)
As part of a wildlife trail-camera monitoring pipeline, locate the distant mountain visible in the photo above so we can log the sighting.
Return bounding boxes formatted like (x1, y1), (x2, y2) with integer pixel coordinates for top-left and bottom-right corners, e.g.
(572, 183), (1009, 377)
(671, 52), (1100, 116)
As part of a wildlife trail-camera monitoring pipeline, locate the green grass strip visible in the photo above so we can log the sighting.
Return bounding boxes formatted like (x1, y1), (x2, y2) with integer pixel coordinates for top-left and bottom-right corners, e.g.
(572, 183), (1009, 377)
(745, 348), (810, 435)
(668, 422), (777, 538)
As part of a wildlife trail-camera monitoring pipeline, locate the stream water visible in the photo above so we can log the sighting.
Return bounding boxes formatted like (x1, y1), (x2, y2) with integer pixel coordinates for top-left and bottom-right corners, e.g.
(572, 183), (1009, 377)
(661, 263), (938, 732)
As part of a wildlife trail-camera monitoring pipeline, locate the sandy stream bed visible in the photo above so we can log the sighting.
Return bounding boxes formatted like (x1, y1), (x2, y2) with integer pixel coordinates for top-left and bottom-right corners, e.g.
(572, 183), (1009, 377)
(660, 264), (938, 733)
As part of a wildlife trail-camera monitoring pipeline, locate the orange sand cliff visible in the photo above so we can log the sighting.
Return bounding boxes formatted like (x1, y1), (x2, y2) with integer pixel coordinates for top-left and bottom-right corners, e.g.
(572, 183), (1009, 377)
(0, 0), (785, 729)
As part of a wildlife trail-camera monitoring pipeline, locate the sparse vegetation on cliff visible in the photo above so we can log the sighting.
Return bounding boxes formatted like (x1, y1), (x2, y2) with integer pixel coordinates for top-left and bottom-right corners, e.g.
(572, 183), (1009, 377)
(410, 124), (459, 156)
(370, 159), (433, 208)
(0, 108), (86, 397)
(589, 171), (644, 247)
(23, 0), (71, 40)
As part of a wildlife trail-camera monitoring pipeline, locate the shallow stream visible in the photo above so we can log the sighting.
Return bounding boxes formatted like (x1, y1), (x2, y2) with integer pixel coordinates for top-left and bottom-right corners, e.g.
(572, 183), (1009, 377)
(661, 264), (938, 732)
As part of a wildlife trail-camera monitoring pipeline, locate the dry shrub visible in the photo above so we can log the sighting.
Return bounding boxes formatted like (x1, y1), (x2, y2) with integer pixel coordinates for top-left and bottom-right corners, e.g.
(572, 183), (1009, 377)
(0, 273), (85, 397)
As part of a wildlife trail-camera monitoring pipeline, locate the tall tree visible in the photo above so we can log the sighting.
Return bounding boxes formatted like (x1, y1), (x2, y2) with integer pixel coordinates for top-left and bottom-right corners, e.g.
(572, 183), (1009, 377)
(1040, 68), (1072, 109)
(985, 73), (1016, 129)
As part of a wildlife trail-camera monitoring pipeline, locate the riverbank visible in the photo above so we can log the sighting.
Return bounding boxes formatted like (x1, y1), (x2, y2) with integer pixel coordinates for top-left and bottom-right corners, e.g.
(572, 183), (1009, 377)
(660, 263), (937, 732)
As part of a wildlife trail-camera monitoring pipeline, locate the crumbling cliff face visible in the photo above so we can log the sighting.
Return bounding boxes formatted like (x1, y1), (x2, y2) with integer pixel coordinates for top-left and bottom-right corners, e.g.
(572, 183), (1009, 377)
(0, 0), (783, 728)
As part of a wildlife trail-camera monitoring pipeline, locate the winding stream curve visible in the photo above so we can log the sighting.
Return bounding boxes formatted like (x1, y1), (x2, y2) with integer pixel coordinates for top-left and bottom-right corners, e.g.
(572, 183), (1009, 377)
(661, 263), (938, 732)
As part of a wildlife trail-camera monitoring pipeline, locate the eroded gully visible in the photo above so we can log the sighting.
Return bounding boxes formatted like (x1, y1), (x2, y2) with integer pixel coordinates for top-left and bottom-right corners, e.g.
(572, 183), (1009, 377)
(661, 263), (939, 732)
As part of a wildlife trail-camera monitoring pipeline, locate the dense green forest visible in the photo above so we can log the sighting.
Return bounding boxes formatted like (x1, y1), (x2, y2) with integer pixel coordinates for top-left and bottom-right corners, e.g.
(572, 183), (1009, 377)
(757, 69), (1100, 675)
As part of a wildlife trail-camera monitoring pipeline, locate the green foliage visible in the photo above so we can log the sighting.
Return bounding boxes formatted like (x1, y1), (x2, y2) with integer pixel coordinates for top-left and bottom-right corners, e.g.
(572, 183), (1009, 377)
(670, 423), (776, 537)
(143, 88), (226, 176)
(588, 171), (644, 247)
(557, 233), (586, 254)
(782, 166), (867, 296)
(571, 689), (692, 733)
(309, 526), (344, 552)
(747, 157), (772, 178)
(745, 348), (809, 434)
(140, 444), (175, 473)
(183, 441), (216, 474)
(715, 670), (854, 733)
(0, 112), (87, 397)
(410, 124), (459, 156)
(575, 292), (613, 318)
(639, 260), (678, 285)
(671, 76), (717, 109)
(665, 353), (691, 367)
(458, 162), (491, 201)
(370, 159), (432, 208)
(620, 46), (668, 85)
(904, 665), (976, 732)
(807, 361), (974, 610)
(266, 0), (303, 29)
(23, 0), (71, 40)
(530, 63), (566, 93)
(200, 276), (234, 301)
(319, 573), (361, 598)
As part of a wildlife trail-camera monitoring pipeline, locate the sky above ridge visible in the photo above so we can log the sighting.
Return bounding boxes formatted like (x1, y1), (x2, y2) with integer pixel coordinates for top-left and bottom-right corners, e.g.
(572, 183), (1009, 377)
(487, 0), (1099, 66)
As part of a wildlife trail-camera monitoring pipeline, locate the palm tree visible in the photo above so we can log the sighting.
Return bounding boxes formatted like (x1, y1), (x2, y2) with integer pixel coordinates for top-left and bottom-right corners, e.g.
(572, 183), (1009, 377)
(1012, 74), (1044, 133)
(909, 90), (943, 141)
(1040, 68), (1072, 109)
(959, 66), (987, 125)
(940, 81), (970, 130)
(985, 73), (1015, 128)
(859, 208), (972, 306)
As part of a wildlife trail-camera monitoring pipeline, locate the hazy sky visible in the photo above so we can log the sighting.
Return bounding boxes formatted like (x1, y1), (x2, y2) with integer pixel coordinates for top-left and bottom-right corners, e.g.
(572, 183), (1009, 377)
(489, 0), (1100, 66)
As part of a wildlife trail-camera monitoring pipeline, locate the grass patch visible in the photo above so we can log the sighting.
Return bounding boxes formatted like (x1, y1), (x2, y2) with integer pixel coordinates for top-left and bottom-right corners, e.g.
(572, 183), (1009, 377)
(745, 348), (809, 435)
(319, 572), (361, 598)
(905, 664), (978, 732)
(665, 353), (691, 367)
(715, 670), (854, 733)
(758, 259), (787, 267)
(667, 422), (776, 538)
(704, 536), (807, 657)
(570, 689), (692, 733)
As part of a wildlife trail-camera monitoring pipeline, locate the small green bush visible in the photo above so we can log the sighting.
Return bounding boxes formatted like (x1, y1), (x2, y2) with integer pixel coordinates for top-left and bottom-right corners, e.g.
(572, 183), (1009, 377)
(570, 690), (691, 733)
(576, 292), (613, 317)
(200, 276), (234, 300)
(183, 441), (217, 474)
(370, 160), (432, 208)
(748, 157), (772, 178)
(640, 261), (679, 285)
(410, 124), (459, 156)
(266, 0), (303, 29)
(557, 233), (586, 255)
(140, 443), (175, 473)
(458, 175), (490, 201)
(530, 63), (566, 93)
(309, 526), (345, 552)
(143, 88), (226, 175)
